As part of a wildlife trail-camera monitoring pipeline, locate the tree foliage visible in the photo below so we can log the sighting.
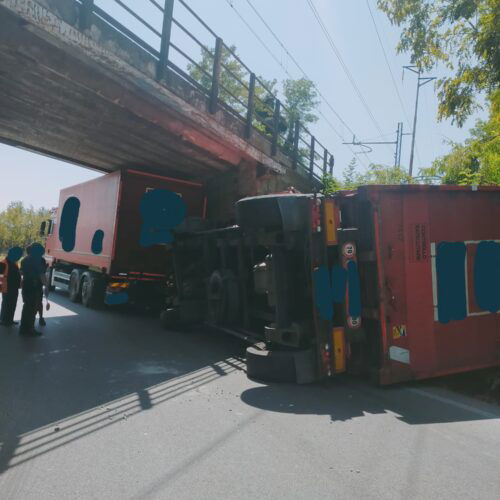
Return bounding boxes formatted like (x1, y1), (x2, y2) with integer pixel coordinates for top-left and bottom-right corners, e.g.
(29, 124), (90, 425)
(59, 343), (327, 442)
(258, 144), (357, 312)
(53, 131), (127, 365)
(322, 159), (413, 194)
(420, 90), (500, 183)
(377, 0), (500, 126)
(187, 44), (276, 114)
(282, 78), (320, 126)
(188, 46), (319, 136)
(0, 202), (51, 254)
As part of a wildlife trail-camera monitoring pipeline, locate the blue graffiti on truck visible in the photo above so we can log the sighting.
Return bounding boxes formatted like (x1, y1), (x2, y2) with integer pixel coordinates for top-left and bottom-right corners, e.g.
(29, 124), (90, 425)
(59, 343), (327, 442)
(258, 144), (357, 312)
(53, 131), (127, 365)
(434, 240), (500, 323)
(313, 261), (361, 321)
(474, 241), (500, 313)
(59, 196), (80, 252)
(91, 229), (104, 255)
(139, 189), (186, 247)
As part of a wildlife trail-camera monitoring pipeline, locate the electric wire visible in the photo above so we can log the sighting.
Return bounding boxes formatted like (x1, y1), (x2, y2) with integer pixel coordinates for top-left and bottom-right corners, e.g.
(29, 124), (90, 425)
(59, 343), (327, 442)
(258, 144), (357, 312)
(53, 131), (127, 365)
(224, 0), (368, 167)
(245, 0), (357, 138)
(366, 0), (424, 169)
(306, 0), (392, 155)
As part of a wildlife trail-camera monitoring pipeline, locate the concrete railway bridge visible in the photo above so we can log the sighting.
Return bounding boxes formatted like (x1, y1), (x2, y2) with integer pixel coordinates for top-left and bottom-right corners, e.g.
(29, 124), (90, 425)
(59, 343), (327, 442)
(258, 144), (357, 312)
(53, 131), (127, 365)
(0, 0), (334, 220)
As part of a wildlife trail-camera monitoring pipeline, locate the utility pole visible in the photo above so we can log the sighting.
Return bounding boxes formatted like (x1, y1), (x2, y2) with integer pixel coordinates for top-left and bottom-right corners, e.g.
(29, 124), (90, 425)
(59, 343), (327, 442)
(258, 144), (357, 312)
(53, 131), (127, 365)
(404, 66), (436, 177)
(342, 122), (406, 168)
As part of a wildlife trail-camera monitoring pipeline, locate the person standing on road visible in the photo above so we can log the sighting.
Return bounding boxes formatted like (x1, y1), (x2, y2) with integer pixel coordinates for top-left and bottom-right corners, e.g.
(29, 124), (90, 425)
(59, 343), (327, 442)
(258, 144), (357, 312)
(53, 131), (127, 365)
(0, 246), (23, 326)
(19, 243), (46, 336)
(36, 256), (49, 327)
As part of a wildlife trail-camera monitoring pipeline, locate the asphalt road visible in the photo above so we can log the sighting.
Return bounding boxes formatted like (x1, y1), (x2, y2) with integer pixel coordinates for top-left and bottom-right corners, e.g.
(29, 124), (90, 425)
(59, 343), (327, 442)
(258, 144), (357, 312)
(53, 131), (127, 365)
(1, 292), (499, 500)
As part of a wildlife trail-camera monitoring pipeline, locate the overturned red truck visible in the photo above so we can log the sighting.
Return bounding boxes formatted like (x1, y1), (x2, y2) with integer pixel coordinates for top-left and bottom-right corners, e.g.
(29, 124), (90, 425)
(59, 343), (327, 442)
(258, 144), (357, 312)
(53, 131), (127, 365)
(42, 173), (500, 385)
(165, 185), (500, 384)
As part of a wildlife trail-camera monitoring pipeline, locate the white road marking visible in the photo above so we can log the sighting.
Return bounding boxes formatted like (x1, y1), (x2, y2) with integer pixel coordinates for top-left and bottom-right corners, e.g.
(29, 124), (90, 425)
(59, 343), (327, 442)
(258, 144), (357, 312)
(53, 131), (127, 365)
(407, 387), (500, 419)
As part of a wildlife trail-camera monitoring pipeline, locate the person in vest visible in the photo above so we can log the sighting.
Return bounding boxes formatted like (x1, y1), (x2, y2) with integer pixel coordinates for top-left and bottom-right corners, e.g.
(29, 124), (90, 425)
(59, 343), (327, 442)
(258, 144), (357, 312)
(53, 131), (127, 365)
(0, 246), (23, 326)
(19, 243), (46, 336)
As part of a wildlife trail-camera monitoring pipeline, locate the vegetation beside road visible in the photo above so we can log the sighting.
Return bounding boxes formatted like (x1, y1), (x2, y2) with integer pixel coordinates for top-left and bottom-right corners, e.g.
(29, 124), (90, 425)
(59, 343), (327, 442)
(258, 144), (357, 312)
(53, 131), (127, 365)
(0, 201), (50, 254)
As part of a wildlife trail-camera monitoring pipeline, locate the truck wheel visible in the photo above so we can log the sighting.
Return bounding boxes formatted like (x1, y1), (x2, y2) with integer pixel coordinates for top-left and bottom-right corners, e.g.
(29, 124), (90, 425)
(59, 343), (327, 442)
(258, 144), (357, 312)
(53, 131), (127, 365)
(236, 194), (311, 231)
(246, 344), (297, 383)
(81, 272), (104, 308)
(68, 270), (82, 303)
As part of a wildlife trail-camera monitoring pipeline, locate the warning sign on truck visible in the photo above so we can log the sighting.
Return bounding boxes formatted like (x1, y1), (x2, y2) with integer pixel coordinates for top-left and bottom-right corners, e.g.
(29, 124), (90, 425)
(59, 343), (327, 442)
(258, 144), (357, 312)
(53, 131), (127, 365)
(392, 324), (407, 339)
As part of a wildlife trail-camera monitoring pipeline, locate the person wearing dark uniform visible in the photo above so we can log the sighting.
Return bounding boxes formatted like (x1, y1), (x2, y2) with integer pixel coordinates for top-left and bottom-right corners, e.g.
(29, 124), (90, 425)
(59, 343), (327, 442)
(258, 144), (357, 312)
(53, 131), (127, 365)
(36, 257), (48, 327)
(0, 246), (23, 326)
(19, 243), (46, 336)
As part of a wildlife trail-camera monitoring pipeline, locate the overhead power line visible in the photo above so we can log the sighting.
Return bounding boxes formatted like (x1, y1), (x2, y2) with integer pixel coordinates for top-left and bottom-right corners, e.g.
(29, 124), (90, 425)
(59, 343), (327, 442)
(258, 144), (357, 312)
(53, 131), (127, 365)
(245, 0), (357, 138)
(365, 0), (411, 127)
(224, 0), (368, 167)
(242, 0), (370, 166)
(306, 0), (391, 154)
(365, 1), (425, 167)
(223, 0), (288, 74)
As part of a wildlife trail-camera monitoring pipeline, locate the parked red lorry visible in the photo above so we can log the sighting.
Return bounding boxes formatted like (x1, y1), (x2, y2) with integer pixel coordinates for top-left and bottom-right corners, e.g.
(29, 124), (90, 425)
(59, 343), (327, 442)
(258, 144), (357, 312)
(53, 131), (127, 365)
(42, 169), (205, 308)
(164, 185), (500, 384)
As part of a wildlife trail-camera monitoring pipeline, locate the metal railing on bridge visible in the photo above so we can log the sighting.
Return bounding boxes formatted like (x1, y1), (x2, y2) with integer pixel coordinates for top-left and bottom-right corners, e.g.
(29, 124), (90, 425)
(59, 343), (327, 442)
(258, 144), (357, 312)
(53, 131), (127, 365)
(77, 0), (334, 182)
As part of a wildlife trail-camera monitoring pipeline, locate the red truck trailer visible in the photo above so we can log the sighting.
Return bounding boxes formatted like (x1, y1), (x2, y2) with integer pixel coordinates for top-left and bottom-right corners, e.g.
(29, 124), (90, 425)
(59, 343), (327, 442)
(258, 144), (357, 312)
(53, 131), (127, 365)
(42, 169), (205, 308)
(165, 185), (500, 384)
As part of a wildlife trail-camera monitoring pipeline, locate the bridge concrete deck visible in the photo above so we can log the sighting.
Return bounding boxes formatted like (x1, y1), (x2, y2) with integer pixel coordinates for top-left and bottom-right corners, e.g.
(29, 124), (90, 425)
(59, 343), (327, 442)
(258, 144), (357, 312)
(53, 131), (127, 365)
(0, 0), (316, 219)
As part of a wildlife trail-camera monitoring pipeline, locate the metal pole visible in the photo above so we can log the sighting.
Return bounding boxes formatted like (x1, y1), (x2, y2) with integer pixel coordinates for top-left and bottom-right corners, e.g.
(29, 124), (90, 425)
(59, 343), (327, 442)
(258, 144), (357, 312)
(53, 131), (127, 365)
(397, 122), (403, 168)
(404, 66), (436, 177)
(292, 120), (300, 169)
(157, 0), (175, 81)
(245, 73), (256, 139)
(408, 69), (421, 177)
(309, 136), (315, 180)
(271, 99), (281, 156)
(209, 37), (223, 114)
(394, 122), (400, 167)
(79, 0), (94, 31)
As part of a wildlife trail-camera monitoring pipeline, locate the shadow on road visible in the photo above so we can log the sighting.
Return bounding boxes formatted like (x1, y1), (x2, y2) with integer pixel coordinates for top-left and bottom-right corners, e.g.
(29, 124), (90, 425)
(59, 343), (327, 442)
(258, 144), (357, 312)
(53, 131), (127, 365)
(0, 291), (246, 474)
(240, 376), (500, 425)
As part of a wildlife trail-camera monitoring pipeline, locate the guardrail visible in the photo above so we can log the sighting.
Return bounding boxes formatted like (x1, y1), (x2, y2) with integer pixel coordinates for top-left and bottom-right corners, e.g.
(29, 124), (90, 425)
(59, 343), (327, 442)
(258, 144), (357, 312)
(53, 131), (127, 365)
(77, 0), (334, 182)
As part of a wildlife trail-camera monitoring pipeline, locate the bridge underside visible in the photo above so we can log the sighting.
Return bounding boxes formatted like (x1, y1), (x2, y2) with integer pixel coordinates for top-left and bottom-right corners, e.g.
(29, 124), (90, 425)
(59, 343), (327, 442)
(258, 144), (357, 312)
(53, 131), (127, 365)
(0, 8), (235, 180)
(0, 0), (316, 222)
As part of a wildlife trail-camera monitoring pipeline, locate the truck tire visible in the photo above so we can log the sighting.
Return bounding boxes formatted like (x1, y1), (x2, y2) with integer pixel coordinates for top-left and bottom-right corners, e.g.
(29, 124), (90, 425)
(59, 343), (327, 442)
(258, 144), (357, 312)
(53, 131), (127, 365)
(236, 194), (311, 232)
(81, 272), (105, 308)
(246, 344), (297, 383)
(68, 269), (82, 303)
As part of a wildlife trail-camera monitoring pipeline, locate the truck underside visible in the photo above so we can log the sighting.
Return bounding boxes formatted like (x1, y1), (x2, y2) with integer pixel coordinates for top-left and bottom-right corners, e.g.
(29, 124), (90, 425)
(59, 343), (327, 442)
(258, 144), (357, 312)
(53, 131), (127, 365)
(162, 193), (370, 384)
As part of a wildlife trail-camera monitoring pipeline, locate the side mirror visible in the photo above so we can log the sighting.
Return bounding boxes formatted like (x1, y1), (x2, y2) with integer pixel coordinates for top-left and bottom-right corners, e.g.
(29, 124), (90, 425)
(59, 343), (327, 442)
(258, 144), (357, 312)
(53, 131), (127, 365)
(39, 221), (46, 236)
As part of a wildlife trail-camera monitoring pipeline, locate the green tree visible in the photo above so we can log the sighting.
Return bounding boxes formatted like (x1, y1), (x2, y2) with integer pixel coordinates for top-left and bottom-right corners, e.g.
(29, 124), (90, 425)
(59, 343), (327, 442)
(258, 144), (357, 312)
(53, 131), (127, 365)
(361, 163), (414, 184)
(282, 78), (320, 126)
(188, 46), (319, 136)
(0, 202), (51, 254)
(420, 89), (500, 183)
(342, 158), (360, 189)
(322, 160), (414, 194)
(377, 0), (500, 127)
(188, 44), (276, 114)
(321, 173), (342, 194)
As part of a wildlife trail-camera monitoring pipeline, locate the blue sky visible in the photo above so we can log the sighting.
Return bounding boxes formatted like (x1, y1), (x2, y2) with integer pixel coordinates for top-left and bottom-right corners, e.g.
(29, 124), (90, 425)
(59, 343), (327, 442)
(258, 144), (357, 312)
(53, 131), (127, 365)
(0, 0), (484, 211)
